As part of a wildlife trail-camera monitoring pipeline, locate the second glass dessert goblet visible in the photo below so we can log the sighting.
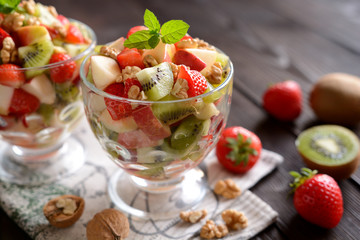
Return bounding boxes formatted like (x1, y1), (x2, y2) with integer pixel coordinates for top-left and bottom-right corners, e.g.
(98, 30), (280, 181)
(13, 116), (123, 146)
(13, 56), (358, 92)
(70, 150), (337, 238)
(81, 49), (233, 220)
(0, 19), (96, 186)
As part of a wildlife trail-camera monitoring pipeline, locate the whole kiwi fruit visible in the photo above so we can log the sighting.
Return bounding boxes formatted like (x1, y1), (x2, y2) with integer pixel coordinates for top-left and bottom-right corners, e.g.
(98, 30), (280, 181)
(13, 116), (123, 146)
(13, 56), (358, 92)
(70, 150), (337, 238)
(309, 73), (360, 126)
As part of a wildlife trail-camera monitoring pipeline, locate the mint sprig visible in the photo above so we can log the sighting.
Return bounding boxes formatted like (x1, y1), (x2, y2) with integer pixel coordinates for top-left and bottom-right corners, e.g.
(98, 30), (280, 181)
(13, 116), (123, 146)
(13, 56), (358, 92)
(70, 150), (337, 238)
(124, 9), (189, 49)
(0, 0), (21, 14)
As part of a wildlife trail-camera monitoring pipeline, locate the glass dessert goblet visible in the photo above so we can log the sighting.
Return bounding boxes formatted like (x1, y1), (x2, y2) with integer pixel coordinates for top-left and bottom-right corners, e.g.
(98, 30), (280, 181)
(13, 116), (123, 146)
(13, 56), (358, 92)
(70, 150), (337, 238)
(0, 20), (96, 186)
(81, 50), (233, 220)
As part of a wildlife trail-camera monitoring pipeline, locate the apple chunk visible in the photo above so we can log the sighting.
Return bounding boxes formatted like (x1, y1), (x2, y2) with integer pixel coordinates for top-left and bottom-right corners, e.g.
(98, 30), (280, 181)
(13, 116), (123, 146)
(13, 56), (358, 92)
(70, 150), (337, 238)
(16, 25), (51, 46)
(21, 74), (56, 104)
(173, 49), (206, 72)
(99, 110), (138, 133)
(142, 40), (176, 63)
(0, 85), (14, 115)
(185, 48), (217, 74)
(117, 129), (162, 149)
(108, 37), (125, 51)
(132, 106), (171, 141)
(91, 55), (121, 90)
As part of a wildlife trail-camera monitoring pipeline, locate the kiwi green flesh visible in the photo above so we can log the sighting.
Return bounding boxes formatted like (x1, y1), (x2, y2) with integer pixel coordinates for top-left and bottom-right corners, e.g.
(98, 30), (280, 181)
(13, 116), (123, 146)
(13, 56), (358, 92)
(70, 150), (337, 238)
(136, 62), (174, 101)
(296, 125), (360, 179)
(152, 98), (201, 125)
(171, 115), (210, 150)
(18, 40), (54, 79)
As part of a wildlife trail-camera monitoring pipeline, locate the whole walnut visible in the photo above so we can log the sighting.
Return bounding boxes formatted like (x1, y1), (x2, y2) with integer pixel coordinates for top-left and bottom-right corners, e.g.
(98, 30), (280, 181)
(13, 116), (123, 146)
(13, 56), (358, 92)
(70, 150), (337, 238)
(86, 208), (129, 240)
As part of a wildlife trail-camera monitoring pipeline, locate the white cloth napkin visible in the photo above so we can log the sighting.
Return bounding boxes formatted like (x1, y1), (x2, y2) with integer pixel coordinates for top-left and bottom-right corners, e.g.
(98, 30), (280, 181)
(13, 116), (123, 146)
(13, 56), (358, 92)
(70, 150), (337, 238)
(0, 119), (283, 240)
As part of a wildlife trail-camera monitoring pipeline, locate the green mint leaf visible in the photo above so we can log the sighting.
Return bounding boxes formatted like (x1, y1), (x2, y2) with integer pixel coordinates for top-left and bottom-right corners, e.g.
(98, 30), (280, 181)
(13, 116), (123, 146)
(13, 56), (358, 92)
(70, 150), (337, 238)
(144, 9), (160, 32)
(148, 35), (160, 48)
(0, 0), (21, 13)
(160, 20), (189, 44)
(124, 30), (154, 49)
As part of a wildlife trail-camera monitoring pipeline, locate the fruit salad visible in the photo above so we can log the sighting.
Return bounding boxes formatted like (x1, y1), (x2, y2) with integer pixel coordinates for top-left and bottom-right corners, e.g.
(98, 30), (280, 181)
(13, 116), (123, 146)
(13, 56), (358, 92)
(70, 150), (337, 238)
(0, 0), (96, 148)
(81, 10), (233, 180)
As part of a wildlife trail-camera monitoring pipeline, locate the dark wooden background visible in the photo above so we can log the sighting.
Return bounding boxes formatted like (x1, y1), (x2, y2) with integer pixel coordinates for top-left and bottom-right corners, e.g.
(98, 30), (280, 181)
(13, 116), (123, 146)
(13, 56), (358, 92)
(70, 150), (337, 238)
(1, 0), (360, 239)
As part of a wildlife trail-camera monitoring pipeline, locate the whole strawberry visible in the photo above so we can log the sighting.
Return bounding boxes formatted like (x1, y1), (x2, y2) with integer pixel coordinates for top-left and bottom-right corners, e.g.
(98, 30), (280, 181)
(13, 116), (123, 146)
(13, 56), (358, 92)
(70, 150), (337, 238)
(263, 80), (302, 121)
(290, 168), (343, 229)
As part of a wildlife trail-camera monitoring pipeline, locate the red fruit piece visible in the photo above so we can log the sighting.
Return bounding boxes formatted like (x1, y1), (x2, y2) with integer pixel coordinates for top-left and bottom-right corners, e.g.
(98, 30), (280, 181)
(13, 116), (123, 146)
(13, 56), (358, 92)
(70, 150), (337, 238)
(177, 65), (208, 97)
(118, 129), (161, 149)
(0, 27), (10, 48)
(104, 83), (132, 120)
(216, 126), (262, 174)
(49, 53), (77, 83)
(174, 35), (193, 49)
(132, 106), (171, 141)
(0, 64), (26, 88)
(263, 80), (302, 121)
(57, 15), (70, 26)
(124, 78), (142, 94)
(117, 48), (144, 69)
(126, 25), (148, 39)
(173, 49), (206, 72)
(8, 88), (40, 115)
(290, 168), (343, 229)
(65, 24), (85, 44)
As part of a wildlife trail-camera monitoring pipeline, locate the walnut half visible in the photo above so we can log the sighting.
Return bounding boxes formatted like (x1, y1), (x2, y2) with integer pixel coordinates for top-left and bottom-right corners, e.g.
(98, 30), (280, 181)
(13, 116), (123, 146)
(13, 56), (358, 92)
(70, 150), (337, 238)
(43, 195), (85, 228)
(86, 208), (129, 240)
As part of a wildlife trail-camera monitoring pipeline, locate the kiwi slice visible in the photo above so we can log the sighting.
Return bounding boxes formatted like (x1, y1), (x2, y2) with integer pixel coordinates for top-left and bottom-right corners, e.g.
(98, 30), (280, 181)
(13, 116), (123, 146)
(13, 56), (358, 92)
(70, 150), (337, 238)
(18, 40), (54, 78)
(55, 82), (80, 103)
(171, 115), (210, 150)
(296, 125), (360, 180)
(152, 95), (201, 125)
(136, 62), (174, 101)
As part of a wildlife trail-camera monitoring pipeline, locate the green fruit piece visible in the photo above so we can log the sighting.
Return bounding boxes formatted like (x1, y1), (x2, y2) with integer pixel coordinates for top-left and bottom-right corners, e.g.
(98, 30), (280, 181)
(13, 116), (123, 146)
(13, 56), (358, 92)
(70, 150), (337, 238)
(136, 62), (174, 101)
(194, 102), (219, 120)
(216, 52), (229, 68)
(37, 104), (54, 125)
(296, 125), (360, 180)
(203, 82), (222, 103)
(63, 43), (88, 58)
(171, 115), (210, 150)
(55, 82), (80, 103)
(18, 40), (54, 78)
(152, 95), (201, 125)
(136, 167), (165, 179)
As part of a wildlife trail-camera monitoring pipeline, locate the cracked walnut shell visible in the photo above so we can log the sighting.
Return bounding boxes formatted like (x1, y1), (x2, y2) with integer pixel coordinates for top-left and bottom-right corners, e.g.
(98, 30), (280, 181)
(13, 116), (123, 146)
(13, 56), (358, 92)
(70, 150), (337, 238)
(86, 208), (129, 240)
(43, 195), (85, 228)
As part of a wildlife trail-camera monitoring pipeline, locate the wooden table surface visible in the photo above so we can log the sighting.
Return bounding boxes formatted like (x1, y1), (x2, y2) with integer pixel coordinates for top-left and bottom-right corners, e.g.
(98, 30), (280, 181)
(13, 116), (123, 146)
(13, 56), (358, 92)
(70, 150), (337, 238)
(1, 0), (360, 239)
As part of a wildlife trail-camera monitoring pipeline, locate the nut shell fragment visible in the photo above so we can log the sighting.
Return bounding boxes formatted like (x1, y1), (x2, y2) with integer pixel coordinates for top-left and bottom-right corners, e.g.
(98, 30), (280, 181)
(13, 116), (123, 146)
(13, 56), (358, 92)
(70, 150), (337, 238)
(43, 194), (85, 228)
(86, 208), (129, 240)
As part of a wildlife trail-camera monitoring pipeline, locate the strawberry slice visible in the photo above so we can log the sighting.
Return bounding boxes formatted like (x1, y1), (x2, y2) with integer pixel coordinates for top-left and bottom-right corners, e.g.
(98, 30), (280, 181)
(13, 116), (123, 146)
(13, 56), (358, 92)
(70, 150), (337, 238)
(65, 24), (85, 44)
(57, 15), (70, 26)
(0, 64), (26, 88)
(117, 48), (144, 69)
(0, 27), (10, 48)
(8, 88), (40, 116)
(49, 53), (77, 83)
(177, 65), (208, 97)
(104, 83), (132, 120)
(126, 25), (148, 39)
(124, 78), (142, 94)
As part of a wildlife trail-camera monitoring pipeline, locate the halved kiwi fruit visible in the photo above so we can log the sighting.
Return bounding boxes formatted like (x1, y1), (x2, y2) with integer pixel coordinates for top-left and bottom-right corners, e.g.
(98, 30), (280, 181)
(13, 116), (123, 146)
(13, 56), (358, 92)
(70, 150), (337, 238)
(296, 125), (360, 180)
(18, 39), (54, 78)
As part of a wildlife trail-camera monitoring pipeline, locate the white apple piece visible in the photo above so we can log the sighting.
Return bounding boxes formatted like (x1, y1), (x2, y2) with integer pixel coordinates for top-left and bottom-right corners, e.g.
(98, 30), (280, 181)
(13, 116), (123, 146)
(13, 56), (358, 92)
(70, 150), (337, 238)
(142, 40), (176, 63)
(21, 74), (56, 104)
(108, 37), (125, 51)
(99, 109), (138, 133)
(0, 85), (14, 115)
(185, 48), (217, 75)
(91, 55), (121, 90)
(88, 93), (106, 113)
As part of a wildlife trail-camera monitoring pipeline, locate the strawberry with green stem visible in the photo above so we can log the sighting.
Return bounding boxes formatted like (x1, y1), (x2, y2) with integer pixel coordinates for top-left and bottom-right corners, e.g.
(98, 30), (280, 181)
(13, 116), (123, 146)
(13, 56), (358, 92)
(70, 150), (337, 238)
(289, 168), (343, 229)
(216, 126), (262, 173)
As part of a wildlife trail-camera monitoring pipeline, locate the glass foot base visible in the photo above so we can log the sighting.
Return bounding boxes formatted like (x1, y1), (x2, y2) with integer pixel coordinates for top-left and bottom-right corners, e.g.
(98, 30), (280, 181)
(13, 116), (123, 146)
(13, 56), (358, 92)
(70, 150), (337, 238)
(108, 167), (207, 220)
(0, 136), (85, 186)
